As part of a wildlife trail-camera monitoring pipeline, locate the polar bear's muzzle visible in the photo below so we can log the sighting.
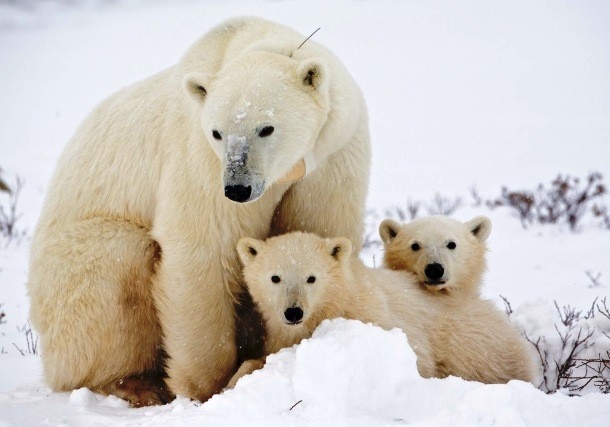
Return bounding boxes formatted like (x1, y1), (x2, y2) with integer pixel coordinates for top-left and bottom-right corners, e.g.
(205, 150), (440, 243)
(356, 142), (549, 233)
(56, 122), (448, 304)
(222, 134), (316, 203)
(224, 184), (253, 202)
(223, 169), (266, 203)
(223, 155), (266, 202)
(224, 178), (265, 203)
(223, 134), (266, 203)
(223, 160), (266, 202)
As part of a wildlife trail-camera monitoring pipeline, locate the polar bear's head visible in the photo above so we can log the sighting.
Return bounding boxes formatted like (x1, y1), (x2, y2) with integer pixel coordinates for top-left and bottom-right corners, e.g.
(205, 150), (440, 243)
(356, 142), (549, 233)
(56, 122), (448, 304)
(236, 232), (351, 330)
(379, 215), (492, 297)
(183, 51), (330, 203)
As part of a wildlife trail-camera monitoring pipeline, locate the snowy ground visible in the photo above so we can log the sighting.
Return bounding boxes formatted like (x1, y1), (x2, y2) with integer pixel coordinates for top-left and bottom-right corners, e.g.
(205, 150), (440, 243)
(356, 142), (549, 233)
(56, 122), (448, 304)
(1, 0), (609, 425)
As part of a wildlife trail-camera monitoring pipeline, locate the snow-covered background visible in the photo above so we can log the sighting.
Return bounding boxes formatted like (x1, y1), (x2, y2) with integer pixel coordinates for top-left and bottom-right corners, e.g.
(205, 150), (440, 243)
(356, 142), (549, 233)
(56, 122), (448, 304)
(1, 0), (609, 425)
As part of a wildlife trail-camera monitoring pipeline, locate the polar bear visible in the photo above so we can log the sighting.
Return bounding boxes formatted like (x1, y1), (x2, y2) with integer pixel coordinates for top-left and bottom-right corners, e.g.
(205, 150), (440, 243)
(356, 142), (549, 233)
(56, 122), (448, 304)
(27, 17), (370, 406)
(228, 232), (535, 388)
(379, 215), (492, 297)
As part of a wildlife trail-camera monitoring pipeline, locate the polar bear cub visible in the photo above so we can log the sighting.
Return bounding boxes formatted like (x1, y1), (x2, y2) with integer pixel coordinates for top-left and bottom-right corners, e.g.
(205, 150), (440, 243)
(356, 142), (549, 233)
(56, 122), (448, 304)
(228, 231), (535, 388)
(380, 215), (492, 297)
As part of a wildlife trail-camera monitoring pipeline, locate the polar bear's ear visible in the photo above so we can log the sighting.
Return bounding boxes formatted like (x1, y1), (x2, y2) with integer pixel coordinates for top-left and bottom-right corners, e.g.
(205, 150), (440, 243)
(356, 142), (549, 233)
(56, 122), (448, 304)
(183, 72), (211, 104)
(297, 59), (328, 91)
(237, 237), (264, 265)
(327, 237), (352, 263)
(465, 216), (492, 242)
(379, 219), (402, 244)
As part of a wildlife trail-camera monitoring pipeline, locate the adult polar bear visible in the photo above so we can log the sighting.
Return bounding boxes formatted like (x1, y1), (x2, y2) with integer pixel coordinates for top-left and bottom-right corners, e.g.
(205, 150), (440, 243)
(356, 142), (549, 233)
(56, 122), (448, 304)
(27, 17), (370, 406)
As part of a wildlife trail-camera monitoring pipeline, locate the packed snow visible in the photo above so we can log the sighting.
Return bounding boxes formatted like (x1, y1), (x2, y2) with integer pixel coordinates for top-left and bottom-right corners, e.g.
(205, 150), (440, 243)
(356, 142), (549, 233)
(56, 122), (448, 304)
(1, 0), (609, 425)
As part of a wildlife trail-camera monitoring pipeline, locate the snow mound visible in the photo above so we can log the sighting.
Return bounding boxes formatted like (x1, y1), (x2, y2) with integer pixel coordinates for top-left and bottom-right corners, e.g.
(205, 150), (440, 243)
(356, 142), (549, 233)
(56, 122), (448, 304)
(205, 318), (433, 424)
(146, 319), (609, 426)
(1, 312), (610, 426)
(69, 387), (128, 408)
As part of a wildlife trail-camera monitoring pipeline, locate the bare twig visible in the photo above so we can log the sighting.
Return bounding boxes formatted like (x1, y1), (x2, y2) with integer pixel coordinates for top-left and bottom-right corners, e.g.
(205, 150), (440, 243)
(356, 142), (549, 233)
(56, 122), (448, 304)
(0, 174), (26, 244)
(585, 271), (603, 288)
(488, 172), (607, 231)
(597, 297), (610, 320)
(289, 400), (303, 410)
(499, 295), (513, 316)
(426, 193), (461, 216)
(15, 322), (38, 355)
(511, 296), (609, 394)
(12, 343), (25, 356)
(470, 186), (483, 208)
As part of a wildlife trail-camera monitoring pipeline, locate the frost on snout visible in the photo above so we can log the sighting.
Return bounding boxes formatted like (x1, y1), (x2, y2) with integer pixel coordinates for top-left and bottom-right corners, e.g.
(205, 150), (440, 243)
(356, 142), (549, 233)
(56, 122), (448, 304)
(223, 134), (265, 203)
(227, 134), (248, 169)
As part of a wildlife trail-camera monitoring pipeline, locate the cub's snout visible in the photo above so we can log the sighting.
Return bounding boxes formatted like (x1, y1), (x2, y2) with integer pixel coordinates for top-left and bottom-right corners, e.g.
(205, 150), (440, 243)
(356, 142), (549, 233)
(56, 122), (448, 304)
(283, 306), (304, 324)
(424, 262), (445, 284)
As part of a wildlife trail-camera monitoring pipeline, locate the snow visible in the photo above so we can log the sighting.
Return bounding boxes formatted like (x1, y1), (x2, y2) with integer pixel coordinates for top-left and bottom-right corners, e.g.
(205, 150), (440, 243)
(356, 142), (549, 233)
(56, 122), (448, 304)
(2, 319), (609, 426)
(1, 0), (609, 425)
(233, 109), (248, 124)
(227, 134), (248, 166)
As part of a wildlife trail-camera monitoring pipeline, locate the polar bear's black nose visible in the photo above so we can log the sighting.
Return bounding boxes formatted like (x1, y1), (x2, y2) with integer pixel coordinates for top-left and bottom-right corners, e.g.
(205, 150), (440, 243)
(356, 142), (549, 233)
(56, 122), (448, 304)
(425, 263), (444, 281)
(284, 307), (304, 324)
(224, 185), (252, 202)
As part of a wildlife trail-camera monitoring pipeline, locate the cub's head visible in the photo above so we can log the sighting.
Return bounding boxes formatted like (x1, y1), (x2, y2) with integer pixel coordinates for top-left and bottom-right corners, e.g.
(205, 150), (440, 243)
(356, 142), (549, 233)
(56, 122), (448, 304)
(379, 215), (492, 296)
(183, 49), (330, 203)
(236, 232), (351, 328)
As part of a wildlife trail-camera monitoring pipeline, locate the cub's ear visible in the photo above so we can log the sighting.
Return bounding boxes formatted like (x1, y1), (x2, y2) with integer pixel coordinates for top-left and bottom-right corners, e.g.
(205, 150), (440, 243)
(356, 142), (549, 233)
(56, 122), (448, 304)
(327, 237), (352, 263)
(297, 58), (328, 91)
(236, 237), (264, 265)
(379, 219), (402, 244)
(465, 216), (492, 242)
(182, 72), (210, 104)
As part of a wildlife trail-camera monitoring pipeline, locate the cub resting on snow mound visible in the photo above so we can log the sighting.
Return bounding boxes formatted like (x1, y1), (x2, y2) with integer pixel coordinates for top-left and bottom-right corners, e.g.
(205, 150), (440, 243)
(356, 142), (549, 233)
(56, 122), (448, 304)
(380, 215), (492, 298)
(227, 232), (535, 388)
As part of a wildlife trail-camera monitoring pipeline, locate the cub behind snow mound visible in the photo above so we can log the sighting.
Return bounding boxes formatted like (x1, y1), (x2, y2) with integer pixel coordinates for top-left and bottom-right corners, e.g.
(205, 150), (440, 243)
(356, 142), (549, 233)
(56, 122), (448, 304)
(380, 215), (492, 297)
(228, 231), (535, 388)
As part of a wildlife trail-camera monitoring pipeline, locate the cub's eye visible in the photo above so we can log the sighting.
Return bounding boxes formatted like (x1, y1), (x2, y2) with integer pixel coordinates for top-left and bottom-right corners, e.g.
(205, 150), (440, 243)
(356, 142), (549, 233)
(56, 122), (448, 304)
(447, 241), (457, 250)
(271, 275), (281, 284)
(258, 126), (274, 138)
(212, 130), (222, 140)
(307, 276), (316, 284)
(411, 243), (420, 251)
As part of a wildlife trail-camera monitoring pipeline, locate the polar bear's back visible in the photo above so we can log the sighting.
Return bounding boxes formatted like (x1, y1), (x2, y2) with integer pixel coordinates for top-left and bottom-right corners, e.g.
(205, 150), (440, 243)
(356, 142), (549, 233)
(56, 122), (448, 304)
(37, 68), (181, 230)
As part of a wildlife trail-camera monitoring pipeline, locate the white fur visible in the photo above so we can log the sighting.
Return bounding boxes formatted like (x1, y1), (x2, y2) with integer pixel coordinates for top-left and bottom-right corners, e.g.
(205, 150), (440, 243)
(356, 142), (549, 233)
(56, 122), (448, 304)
(380, 215), (492, 297)
(230, 232), (536, 388)
(27, 16), (370, 405)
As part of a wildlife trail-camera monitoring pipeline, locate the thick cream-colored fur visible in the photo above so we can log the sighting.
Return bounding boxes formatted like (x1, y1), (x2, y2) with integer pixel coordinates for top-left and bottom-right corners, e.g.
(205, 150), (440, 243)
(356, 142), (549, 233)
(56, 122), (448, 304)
(27, 17), (370, 404)
(380, 215), (492, 297)
(229, 232), (535, 387)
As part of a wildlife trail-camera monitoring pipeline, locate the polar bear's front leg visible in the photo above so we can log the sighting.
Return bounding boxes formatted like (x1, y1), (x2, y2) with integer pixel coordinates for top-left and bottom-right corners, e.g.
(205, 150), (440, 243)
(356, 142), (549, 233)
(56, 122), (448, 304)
(153, 252), (238, 402)
(225, 358), (265, 389)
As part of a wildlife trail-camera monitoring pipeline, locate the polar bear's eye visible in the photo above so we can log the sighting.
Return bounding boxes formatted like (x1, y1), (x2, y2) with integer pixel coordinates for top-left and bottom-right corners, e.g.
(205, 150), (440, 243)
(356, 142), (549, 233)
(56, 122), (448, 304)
(411, 243), (420, 251)
(212, 130), (222, 140)
(447, 241), (457, 250)
(258, 126), (274, 138)
(307, 276), (316, 284)
(271, 275), (281, 283)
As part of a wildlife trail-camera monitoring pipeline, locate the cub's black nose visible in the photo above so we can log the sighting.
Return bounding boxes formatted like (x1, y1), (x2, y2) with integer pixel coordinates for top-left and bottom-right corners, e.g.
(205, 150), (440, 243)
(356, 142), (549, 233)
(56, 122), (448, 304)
(284, 307), (304, 324)
(424, 263), (444, 281)
(224, 185), (252, 203)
